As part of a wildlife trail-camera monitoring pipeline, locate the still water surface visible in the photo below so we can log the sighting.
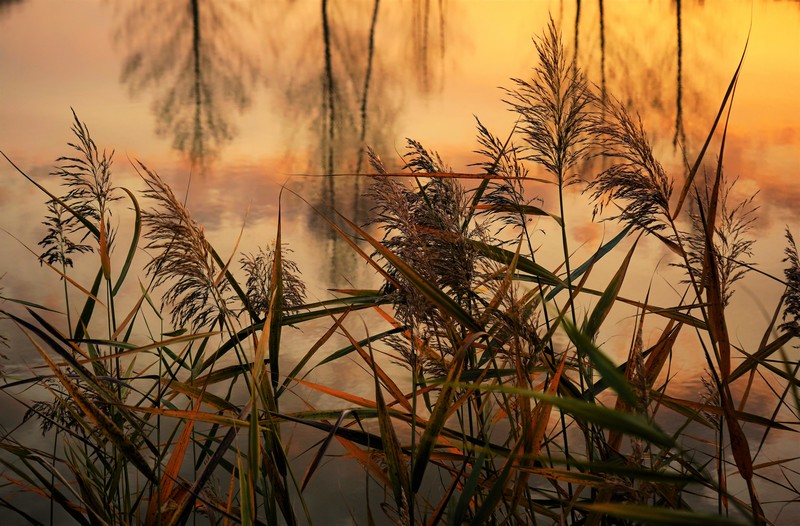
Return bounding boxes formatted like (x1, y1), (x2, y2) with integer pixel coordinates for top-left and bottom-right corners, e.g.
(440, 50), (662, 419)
(1, 0), (800, 522)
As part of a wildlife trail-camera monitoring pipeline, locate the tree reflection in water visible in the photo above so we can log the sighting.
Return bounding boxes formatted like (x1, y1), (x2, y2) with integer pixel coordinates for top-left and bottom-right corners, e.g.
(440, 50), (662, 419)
(114, 0), (265, 167)
(0, 0), (25, 17)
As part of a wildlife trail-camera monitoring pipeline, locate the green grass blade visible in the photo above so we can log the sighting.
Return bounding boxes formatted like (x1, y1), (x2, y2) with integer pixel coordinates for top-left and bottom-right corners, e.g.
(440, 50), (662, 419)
(112, 187), (141, 296)
(580, 503), (748, 525)
(562, 320), (638, 407)
(585, 237), (638, 340)
(73, 268), (103, 342)
(672, 31), (749, 219)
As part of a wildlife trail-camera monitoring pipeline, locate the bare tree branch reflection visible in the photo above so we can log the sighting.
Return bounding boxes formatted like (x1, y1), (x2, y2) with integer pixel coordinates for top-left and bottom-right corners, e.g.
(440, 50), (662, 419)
(0, 0), (24, 17)
(673, 0), (686, 150)
(114, 0), (264, 167)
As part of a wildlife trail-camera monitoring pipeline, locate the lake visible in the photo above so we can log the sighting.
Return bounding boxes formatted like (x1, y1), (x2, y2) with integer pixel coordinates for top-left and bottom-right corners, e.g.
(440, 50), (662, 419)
(1, 0), (799, 524)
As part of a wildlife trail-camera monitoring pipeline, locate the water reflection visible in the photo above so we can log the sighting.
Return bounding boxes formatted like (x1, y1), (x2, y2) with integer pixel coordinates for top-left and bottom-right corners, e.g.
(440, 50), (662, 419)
(673, 0), (686, 148)
(272, 1), (453, 285)
(0, 0), (24, 17)
(113, 0), (265, 167)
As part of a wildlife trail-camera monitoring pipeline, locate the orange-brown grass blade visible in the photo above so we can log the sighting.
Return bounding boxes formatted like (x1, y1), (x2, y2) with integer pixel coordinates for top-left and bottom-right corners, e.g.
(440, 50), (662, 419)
(335, 437), (389, 487)
(294, 379), (379, 409)
(116, 404), (246, 428)
(145, 406), (198, 526)
(157, 378), (238, 413)
(655, 395), (794, 432)
(339, 325), (413, 413)
(367, 338), (411, 515)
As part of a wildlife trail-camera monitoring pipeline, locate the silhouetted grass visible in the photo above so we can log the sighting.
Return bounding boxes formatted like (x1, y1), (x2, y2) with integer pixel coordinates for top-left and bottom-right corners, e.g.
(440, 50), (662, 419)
(0, 21), (798, 526)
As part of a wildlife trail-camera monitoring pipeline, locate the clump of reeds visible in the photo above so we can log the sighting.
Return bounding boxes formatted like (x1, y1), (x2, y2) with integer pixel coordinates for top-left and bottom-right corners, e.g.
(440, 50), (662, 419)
(367, 139), (485, 344)
(2, 17), (798, 526)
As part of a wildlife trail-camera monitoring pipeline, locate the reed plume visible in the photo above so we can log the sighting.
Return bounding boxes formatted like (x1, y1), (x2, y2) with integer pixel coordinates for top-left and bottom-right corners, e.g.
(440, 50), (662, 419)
(240, 243), (306, 314)
(38, 200), (93, 268)
(140, 164), (230, 329)
(587, 96), (673, 232)
(678, 176), (757, 305)
(505, 18), (597, 186)
(368, 140), (484, 358)
(51, 110), (119, 240)
(473, 119), (537, 234)
(781, 228), (800, 338)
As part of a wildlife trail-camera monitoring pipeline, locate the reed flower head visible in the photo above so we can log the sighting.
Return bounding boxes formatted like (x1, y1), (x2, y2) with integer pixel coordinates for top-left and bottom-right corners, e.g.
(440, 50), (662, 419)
(52, 110), (119, 239)
(368, 140), (484, 350)
(505, 18), (598, 186)
(677, 176), (757, 305)
(38, 200), (94, 268)
(781, 228), (800, 338)
(140, 164), (230, 329)
(41, 110), (119, 265)
(240, 243), (306, 315)
(472, 119), (539, 234)
(587, 96), (673, 232)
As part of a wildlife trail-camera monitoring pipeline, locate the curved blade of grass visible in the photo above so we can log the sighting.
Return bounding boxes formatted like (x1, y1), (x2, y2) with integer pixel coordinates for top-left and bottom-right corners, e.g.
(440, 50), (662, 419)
(300, 410), (353, 492)
(657, 394), (795, 431)
(274, 411), (385, 451)
(585, 236), (638, 340)
(0, 294), (61, 313)
(316, 326), (405, 368)
(456, 382), (674, 448)
(74, 268), (103, 342)
(562, 320), (638, 407)
(112, 187), (141, 296)
(672, 30), (749, 219)
(546, 225), (632, 300)
(519, 276), (707, 328)
(468, 238), (565, 287)
(474, 203), (563, 225)
(1, 150), (100, 238)
(580, 503), (748, 526)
